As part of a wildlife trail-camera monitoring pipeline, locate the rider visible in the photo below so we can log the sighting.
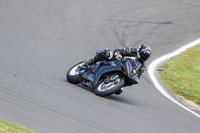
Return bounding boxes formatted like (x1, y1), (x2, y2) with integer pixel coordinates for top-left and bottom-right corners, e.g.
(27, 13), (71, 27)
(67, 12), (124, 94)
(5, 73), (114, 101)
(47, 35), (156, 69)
(83, 44), (152, 94)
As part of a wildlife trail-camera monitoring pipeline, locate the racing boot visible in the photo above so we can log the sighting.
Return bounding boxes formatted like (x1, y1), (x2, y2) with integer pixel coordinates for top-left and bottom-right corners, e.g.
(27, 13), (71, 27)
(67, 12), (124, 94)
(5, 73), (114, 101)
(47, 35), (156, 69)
(83, 48), (113, 67)
(83, 58), (95, 67)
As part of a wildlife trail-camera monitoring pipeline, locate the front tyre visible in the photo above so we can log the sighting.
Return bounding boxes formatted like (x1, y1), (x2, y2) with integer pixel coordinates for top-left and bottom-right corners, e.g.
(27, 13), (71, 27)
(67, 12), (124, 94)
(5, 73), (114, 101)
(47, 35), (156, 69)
(95, 76), (125, 97)
(66, 61), (84, 84)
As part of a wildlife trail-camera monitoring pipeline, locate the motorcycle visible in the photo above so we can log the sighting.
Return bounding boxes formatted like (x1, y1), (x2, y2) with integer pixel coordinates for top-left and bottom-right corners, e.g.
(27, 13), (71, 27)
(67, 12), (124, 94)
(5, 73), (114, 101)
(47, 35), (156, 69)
(66, 57), (141, 97)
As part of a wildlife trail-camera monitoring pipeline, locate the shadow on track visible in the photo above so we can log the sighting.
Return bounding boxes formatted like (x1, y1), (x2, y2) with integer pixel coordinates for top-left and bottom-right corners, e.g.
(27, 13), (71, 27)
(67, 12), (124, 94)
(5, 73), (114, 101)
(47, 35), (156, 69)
(65, 79), (141, 106)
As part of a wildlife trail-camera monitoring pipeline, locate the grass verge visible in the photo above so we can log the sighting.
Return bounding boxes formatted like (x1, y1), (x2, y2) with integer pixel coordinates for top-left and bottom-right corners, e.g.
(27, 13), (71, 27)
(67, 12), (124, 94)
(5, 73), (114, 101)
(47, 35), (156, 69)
(0, 119), (36, 133)
(157, 45), (200, 106)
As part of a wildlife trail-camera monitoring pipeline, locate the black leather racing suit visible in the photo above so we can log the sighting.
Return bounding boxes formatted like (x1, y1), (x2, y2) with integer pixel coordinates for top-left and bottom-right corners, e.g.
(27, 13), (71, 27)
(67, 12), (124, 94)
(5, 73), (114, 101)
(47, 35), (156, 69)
(85, 47), (147, 83)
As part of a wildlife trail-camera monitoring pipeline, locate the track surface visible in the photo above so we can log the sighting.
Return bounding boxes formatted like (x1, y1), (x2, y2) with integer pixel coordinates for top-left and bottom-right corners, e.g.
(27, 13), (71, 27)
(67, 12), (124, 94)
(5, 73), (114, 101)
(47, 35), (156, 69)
(1, 0), (200, 133)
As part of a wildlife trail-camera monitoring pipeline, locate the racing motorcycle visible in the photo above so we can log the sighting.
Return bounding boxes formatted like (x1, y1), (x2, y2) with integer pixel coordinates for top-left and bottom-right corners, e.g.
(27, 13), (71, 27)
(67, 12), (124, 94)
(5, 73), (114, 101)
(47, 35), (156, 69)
(66, 57), (141, 97)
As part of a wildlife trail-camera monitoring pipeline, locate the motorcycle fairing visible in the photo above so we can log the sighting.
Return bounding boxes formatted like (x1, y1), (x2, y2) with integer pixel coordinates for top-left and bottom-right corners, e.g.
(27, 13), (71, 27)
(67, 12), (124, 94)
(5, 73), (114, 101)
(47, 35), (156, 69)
(79, 60), (123, 88)
(79, 58), (142, 88)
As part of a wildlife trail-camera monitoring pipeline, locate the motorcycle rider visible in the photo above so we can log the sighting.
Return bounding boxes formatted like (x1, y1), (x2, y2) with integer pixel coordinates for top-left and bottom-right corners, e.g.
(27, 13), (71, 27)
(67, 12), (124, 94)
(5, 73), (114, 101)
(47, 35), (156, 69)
(83, 44), (152, 94)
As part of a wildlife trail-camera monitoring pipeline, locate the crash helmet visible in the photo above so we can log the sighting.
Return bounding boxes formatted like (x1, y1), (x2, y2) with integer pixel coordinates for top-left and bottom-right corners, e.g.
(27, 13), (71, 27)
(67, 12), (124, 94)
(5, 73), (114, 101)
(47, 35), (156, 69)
(137, 44), (151, 61)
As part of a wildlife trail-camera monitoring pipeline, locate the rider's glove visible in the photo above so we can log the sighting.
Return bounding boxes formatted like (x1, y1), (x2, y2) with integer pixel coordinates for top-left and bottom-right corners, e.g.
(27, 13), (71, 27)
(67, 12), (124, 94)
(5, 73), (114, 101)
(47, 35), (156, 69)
(114, 52), (122, 60)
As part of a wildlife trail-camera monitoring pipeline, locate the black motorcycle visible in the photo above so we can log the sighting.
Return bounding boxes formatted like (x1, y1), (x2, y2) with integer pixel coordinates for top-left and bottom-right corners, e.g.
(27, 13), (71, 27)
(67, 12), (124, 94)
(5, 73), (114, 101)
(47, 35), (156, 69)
(66, 57), (141, 97)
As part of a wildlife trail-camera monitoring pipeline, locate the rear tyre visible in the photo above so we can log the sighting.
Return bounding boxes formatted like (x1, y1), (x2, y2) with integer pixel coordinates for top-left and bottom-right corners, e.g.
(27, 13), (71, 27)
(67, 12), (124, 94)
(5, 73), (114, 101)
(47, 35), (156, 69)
(95, 76), (125, 97)
(66, 61), (84, 84)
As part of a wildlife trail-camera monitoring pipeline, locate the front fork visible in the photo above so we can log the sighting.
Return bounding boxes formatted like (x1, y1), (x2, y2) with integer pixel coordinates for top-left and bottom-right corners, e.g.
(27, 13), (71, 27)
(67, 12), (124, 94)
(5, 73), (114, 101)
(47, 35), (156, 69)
(104, 74), (119, 84)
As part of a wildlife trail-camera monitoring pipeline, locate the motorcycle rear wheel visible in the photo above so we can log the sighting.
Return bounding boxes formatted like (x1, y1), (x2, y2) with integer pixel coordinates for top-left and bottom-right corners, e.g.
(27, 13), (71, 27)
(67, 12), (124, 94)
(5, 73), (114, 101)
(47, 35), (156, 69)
(66, 61), (84, 84)
(95, 76), (125, 97)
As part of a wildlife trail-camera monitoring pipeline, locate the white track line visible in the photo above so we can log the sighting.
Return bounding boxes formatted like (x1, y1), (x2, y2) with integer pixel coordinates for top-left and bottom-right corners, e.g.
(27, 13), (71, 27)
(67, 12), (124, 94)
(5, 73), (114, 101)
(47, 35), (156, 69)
(148, 39), (200, 118)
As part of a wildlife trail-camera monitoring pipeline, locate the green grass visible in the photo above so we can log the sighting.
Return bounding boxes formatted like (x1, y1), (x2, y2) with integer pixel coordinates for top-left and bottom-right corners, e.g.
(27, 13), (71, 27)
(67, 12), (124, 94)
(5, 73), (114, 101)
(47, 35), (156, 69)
(0, 119), (36, 133)
(158, 45), (200, 106)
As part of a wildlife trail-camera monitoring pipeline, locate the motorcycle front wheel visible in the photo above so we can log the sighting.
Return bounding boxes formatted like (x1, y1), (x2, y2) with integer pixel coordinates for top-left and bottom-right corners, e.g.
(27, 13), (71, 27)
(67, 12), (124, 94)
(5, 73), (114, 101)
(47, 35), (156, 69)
(95, 76), (125, 97)
(66, 61), (84, 84)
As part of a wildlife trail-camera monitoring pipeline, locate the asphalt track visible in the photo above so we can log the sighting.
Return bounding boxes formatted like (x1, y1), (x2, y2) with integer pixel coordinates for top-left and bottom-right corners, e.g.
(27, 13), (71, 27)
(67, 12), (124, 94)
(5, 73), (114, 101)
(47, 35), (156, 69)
(1, 0), (200, 133)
